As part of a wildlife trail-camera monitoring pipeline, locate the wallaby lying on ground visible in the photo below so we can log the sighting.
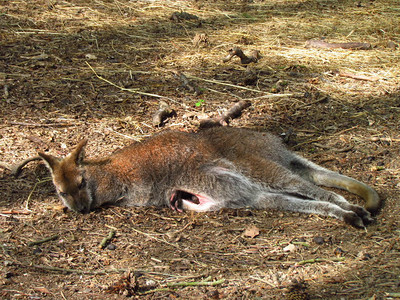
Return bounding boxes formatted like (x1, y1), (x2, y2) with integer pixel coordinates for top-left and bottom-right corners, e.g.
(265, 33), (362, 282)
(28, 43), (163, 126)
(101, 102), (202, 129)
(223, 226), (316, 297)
(39, 127), (380, 228)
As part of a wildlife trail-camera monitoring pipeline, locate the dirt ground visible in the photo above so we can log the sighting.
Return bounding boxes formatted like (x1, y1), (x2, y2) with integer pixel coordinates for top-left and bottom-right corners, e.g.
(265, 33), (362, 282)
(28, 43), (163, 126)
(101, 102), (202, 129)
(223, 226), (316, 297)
(1, 0), (399, 299)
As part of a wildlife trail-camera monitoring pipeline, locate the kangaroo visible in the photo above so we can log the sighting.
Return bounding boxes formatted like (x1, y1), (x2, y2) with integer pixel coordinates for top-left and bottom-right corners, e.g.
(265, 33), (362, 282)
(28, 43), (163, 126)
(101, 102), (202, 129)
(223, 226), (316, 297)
(39, 127), (380, 228)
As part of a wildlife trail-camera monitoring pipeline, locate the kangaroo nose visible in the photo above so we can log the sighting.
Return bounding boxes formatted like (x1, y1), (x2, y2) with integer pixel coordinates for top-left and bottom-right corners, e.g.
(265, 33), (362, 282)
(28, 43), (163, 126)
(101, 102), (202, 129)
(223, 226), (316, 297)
(79, 206), (90, 214)
(73, 201), (90, 214)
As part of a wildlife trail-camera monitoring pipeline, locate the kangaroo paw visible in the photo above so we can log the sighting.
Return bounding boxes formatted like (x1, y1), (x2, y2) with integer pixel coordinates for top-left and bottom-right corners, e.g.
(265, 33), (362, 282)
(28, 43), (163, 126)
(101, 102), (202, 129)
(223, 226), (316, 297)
(349, 205), (374, 225)
(343, 211), (365, 228)
(170, 191), (183, 212)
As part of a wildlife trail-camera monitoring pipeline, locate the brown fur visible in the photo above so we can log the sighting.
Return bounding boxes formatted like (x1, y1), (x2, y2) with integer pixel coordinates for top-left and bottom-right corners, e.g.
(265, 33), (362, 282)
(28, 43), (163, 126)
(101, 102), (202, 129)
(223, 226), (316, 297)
(39, 127), (380, 228)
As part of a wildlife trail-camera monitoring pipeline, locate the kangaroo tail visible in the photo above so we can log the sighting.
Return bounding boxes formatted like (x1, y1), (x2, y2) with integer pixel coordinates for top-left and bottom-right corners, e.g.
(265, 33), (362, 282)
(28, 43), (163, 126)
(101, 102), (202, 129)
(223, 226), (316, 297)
(289, 156), (381, 213)
(312, 171), (380, 213)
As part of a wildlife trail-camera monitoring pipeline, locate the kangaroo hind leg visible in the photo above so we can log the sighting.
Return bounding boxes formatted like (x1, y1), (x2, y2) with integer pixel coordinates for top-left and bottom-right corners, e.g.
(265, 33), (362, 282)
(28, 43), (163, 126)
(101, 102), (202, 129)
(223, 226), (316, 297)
(288, 155), (380, 214)
(262, 159), (374, 225)
(254, 191), (365, 228)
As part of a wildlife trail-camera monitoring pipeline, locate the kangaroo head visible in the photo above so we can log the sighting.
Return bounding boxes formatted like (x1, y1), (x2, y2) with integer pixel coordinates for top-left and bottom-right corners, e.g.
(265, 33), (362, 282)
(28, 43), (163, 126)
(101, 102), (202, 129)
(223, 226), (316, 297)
(39, 140), (92, 213)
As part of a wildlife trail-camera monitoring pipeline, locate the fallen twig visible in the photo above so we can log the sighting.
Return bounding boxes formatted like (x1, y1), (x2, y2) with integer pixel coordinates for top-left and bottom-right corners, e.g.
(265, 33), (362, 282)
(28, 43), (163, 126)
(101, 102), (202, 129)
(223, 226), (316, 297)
(129, 226), (181, 250)
(305, 40), (372, 50)
(386, 293), (400, 298)
(9, 121), (74, 127)
(338, 71), (379, 81)
(167, 276), (225, 287)
(222, 47), (261, 64)
(25, 178), (52, 210)
(291, 241), (310, 248)
(143, 278), (225, 295)
(152, 101), (176, 127)
(141, 288), (171, 294)
(100, 229), (116, 249)
(297, 96), (329, 109)
(30, 264), (127, 275)
(0, 209), (31, 215)
(86, 62), (177, 103)
(296, 257), (345, 266)
(199, 100), (251, 128)
(185, 74), (266, 93)
(28, 234), (59, 247)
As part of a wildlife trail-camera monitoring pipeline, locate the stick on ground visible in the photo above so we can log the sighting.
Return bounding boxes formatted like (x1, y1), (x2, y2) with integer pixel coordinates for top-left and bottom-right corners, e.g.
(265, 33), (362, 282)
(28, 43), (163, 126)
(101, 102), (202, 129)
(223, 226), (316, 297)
(152, 101), (176, 127)
(28, 234), (59, 247)
(199, 100), (251, 128)
(222, 47), (261, 64)
(305, 40), (372, 50)
(100, 229), (116, 249)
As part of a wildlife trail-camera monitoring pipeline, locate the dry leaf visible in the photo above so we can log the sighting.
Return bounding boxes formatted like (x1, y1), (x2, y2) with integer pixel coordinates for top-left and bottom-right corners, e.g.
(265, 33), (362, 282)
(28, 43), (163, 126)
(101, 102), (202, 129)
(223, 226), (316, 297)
(243, 225), (260, 238)
(283, 244), (297, 252)
(34, 287), (50, 294)
(85, 54), (97, 60)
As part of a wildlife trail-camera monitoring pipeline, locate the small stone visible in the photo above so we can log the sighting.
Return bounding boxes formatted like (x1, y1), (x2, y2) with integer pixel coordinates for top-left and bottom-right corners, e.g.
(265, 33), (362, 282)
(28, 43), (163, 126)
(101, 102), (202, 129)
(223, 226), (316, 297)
(106, 244), (116, 250)
(206, 290), (220, 299)
(4, 260), (13, 267)
(283, 244), (297, 252)
(85, 54), (97, 60)
(313, 236), (325, 245)
(334, 247), (346, 256)
(357, 251), (372, 260)
(33, 247), (43, 255)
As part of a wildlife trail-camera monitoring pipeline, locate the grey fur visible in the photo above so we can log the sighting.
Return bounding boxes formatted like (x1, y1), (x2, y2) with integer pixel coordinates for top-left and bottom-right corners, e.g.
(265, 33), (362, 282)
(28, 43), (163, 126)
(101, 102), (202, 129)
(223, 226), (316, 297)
(39, 127), (380, 228)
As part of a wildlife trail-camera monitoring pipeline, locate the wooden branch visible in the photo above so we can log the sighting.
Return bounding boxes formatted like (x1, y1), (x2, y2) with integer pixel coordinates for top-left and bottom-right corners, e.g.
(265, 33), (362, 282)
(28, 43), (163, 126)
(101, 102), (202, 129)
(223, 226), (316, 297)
(100, 229), (116, 249)
(28, 234), (59, 247)
(86, 62), (178, 103)
(296, 257), (345, 266)
(9, 121), (74, 127)
(152, 101), (176, 127)
(338, 71), (379, 81)
(167, 277), (225, 287)
(0, 209), (30, 215)
(129, 226), (181, 250)
(222, 47), (261, 64)
(141, 288), (171, 295)
(185, 74), (265, 93)
(0, 156), (42, 177)
(199, 100), (251, 128)
(30, 264), (127, 275)
(305, 40), (372, 50)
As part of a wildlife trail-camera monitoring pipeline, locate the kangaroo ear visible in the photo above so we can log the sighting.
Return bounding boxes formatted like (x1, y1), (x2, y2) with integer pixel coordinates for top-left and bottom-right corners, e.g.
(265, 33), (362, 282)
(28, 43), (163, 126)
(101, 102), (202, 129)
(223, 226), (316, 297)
(38, 152), (60, 171)
(70, 139), (88, 165)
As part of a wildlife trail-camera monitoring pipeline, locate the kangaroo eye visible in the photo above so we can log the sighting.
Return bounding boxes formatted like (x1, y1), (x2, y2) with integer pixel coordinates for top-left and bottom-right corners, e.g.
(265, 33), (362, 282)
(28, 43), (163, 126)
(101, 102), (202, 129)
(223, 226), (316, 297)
(59, 192), (68, 197)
